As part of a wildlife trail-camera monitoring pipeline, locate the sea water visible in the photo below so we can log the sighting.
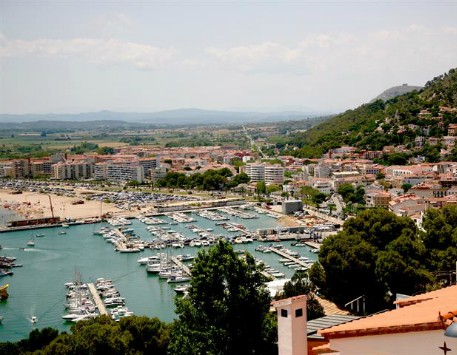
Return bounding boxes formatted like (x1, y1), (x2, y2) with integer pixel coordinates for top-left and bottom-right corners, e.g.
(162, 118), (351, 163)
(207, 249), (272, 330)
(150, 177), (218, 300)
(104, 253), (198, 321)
(0, 210), (318, 342)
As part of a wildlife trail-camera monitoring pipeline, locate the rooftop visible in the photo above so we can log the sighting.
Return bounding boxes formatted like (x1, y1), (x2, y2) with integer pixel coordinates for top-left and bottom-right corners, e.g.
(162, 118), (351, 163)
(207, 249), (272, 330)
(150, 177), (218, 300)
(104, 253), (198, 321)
(319, 285), (457, 339)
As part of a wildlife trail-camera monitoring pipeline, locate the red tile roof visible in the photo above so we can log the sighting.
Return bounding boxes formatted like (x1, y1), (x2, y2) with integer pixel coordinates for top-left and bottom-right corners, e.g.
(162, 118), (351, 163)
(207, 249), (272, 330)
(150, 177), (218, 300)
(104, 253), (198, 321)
(319, 285), (457, 339)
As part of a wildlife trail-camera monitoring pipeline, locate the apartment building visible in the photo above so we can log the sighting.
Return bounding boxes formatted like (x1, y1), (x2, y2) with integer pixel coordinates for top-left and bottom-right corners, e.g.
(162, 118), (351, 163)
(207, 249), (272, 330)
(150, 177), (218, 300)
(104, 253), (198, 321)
(52, 161), (93, 180)
(314, 163), (331, 178)
(365, 191), (391, 208)
(265, 165), (285, 184)
(10, 159), (31, 178)
(243, 164), (265, 182)
(243, 163), (285, 185)
(94, 161), (144, 183)
(138, 158), (158, 177)
(30, 159), (54, 177)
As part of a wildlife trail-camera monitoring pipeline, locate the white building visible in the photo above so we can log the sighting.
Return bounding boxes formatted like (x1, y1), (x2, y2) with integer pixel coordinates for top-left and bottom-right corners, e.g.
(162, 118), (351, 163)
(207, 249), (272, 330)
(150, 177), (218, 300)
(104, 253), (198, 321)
(313, 180), (333, 194)
(314, 163), (331, 178)
(244, 164), (265, 182)
(94, 162), (144, 183)
(244, 164), (285, 185)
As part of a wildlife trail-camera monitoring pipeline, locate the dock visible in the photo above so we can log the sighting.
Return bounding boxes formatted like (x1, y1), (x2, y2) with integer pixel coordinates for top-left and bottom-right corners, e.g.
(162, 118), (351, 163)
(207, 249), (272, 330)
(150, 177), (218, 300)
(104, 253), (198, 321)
(87, 283), (107, 315)
(170, 256), (192, 276)
(304, 241), (321, 250)
(268, 248), (312, 269)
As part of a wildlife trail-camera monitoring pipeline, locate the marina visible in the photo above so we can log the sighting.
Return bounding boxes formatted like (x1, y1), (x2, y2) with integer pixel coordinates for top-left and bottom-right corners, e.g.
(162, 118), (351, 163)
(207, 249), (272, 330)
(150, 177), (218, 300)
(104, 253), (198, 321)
(0, 207), (320, 342)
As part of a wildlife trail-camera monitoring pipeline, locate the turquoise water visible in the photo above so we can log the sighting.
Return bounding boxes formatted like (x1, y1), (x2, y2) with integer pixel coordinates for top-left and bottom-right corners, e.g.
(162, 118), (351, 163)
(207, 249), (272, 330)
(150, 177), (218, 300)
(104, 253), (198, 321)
(0, 210), (317, 342)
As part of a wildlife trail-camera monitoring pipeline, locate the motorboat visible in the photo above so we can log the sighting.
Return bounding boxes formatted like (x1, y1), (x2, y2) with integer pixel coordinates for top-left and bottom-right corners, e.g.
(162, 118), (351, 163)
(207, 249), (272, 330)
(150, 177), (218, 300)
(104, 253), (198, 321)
(167, 275), (191, 283)
(176, 254), (195, 262)
(31, 316), (38, 323)
(27, 239), (35, 247)
(117, 247), (141, 253)
(174, 284), (190, 293)
(35, 233), (45, 237)
(137, 256), (160, 265)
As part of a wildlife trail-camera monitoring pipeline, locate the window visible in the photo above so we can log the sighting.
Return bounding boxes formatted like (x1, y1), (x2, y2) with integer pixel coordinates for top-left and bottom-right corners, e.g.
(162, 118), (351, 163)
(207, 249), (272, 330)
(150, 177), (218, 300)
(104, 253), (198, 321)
(281, 309), (288, 318)
(295, 308), (303, 318)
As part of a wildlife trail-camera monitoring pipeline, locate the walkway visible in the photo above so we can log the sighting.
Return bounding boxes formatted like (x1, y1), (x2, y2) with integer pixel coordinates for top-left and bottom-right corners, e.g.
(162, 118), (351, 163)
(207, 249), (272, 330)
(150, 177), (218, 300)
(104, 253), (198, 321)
(268, 248), (312, 268)
(87, 283), (107, 315)
(170, 256), (192, 276)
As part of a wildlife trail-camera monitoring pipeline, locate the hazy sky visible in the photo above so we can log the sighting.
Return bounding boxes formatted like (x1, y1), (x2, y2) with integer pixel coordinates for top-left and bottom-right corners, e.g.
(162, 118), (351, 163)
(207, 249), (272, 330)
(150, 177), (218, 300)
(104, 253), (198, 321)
(1, 0), (456, 115)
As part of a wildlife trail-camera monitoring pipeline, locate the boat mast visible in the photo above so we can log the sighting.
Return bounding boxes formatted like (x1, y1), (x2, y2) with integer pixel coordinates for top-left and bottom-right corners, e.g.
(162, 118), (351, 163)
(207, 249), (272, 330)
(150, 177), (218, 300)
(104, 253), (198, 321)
(48, 195), (55, 219)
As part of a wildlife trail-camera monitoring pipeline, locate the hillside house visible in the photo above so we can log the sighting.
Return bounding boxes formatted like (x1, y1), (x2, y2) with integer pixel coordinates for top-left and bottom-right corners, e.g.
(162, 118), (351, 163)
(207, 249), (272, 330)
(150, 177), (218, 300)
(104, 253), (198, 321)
(317, 285), (457, 355)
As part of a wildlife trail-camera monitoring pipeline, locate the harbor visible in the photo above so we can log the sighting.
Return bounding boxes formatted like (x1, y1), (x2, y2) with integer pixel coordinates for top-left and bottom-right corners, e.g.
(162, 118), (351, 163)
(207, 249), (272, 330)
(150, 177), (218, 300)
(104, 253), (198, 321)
(0, 207), (320, 342)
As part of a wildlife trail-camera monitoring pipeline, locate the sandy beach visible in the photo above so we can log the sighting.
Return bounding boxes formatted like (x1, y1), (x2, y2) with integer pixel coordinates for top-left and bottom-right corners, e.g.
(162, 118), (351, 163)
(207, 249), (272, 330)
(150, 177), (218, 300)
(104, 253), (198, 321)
(0, 189), (124, 222)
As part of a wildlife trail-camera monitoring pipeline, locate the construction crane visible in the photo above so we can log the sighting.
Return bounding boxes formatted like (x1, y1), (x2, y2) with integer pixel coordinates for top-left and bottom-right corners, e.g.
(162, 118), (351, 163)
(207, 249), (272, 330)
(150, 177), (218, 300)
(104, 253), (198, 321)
(48, 195), (55, 219)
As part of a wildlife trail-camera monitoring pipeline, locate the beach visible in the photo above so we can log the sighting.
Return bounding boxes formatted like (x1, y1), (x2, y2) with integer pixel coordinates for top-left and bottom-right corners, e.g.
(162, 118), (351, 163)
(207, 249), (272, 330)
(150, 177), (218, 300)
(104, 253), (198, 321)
(0, 188), (123, 222)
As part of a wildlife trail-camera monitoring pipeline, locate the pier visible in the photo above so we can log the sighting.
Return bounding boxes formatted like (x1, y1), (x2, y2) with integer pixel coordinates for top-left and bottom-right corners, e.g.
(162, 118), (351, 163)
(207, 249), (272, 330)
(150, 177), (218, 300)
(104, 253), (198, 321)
(170, 256), (192, 276)
(87, 283), (107, 315)
(268, 248), (313, 269)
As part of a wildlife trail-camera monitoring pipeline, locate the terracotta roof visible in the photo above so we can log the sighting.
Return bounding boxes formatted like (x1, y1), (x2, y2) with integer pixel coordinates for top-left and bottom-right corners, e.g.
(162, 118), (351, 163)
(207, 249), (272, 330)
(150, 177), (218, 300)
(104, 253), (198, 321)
(319, 285), (457, 339)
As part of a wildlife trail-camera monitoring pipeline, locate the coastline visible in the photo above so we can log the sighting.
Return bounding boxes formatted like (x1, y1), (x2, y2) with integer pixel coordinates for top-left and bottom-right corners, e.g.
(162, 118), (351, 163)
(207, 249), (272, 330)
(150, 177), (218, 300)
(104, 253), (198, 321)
(0, 188), (124, 222)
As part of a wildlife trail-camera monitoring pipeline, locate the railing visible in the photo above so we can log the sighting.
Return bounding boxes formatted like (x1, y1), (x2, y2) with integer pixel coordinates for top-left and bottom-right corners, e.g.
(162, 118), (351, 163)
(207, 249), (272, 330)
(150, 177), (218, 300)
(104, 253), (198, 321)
(345, 295), (366, 315)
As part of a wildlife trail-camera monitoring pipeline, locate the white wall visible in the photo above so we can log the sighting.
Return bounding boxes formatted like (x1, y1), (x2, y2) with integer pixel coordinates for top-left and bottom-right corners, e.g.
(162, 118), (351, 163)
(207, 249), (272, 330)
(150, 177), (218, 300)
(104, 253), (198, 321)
(328, 329), (457, 355)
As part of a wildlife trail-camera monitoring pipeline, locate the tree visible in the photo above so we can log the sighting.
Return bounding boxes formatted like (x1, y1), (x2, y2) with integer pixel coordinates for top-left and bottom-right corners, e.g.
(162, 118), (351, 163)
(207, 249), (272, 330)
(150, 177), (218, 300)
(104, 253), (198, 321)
(318, 208), (431, 313)
(401, 183), (412, 193)
(276, 270), (325, 320)
(229, 172), (250, 187)
(266, 184), (282, 195)
(96, 146), (115, 155)
(299, 186), (325, 206)
(337, 183), (365, 204)
(255, 181), (267, 199)
(169, 241), (277, 355)
(422, 205), (457, 271)
(33, 315), (170, 355)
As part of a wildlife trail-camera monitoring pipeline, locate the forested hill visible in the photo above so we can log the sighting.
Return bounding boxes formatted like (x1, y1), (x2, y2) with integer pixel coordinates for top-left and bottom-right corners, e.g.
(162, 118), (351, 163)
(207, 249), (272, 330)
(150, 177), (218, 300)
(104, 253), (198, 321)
(370, 84), (422, 102)
(285, 68), (457, 158)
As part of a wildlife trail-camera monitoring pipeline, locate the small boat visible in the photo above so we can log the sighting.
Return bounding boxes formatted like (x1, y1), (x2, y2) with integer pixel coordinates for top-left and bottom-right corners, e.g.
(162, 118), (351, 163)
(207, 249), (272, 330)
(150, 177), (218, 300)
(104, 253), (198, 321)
(35, 233), (45, 237)
(31, 316), (37, 324)
(62, 223), (70, 228)
(174, 284), (190, 294)
(177, 254), (195, 262)
(59, 231), (67, 235)
(167, 275), (191, 283)
(27, 239), (35, 247)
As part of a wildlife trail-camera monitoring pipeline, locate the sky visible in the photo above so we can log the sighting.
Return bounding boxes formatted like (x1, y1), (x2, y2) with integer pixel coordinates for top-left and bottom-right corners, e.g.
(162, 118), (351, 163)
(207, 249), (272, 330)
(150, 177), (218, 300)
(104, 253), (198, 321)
(0, 0), (457, 115)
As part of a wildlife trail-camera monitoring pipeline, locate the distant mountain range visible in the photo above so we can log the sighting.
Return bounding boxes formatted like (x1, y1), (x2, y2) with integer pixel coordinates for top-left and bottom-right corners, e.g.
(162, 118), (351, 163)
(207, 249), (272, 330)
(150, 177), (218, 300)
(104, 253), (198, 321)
(0, 108), (326, 126)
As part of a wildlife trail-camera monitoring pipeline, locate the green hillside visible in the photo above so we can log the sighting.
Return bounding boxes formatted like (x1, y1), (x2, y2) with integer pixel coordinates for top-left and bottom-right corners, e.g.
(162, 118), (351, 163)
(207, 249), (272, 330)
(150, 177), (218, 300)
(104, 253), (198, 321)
(284, 68), (457, 159)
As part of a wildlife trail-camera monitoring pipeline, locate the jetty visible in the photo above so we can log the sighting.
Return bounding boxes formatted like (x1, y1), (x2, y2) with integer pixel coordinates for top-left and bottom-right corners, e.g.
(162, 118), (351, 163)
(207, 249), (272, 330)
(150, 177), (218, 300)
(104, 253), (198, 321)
(170, 256), (192, 276)
(268, 248), (313, 269)
(87, 283), (107, 315)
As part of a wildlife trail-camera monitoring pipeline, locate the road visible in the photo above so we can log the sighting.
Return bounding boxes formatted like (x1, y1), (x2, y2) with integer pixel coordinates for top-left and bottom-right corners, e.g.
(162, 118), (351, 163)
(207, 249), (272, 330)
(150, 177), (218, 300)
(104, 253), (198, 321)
(243, 125), (266, 158)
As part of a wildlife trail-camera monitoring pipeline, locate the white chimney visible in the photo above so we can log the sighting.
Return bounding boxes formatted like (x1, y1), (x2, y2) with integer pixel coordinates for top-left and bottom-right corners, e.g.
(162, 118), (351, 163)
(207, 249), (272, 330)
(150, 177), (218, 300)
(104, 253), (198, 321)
(272, 295), (307, 355)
